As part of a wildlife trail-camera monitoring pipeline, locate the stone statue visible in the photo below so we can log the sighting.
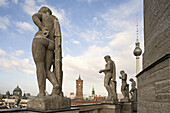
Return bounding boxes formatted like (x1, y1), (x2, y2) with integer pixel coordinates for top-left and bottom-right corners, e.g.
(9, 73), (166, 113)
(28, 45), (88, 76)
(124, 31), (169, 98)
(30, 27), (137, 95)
(27, 6), (70, 110)
(99, 55), (117, 103)
(119, 70), (129, 102)
(32, 6), (62, 97)
(129, 78), (137, 102)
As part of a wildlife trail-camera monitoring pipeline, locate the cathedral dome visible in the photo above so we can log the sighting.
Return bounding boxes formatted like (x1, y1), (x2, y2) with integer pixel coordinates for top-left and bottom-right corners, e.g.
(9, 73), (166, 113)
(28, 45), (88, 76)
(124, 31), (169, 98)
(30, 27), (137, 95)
(13, 86), (22, 96)
(6, 91), (10, 95)
(133, 42), (142, 56)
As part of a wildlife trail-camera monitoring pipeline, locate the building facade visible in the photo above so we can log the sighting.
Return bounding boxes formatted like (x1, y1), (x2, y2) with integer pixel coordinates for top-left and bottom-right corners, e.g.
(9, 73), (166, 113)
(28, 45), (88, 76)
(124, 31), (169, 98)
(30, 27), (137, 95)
(137, 0), (170, 113)
(76, 76), (83, 99)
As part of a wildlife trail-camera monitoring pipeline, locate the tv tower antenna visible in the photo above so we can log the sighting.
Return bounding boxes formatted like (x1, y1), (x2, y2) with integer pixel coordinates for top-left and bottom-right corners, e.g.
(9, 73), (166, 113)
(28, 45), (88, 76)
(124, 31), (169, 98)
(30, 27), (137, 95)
(133, 15), (142, 75)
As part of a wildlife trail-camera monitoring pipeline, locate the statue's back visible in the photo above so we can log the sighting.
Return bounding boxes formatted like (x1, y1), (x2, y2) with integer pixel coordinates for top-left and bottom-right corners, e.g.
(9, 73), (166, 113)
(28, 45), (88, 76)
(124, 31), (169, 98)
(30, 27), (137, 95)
(111, 60), (116, 81)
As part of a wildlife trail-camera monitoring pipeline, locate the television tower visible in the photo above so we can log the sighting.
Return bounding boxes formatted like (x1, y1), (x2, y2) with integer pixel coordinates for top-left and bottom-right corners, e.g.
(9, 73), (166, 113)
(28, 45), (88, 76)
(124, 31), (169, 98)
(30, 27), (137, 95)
(133, 15), (142, 75)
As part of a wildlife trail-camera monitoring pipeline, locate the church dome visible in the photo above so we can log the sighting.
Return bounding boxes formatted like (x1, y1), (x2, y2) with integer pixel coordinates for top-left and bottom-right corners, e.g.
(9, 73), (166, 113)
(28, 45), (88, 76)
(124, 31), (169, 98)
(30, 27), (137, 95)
(6, 91), (10, 95)
(13, 86), (22, 96)
(133, 42), (142, 56)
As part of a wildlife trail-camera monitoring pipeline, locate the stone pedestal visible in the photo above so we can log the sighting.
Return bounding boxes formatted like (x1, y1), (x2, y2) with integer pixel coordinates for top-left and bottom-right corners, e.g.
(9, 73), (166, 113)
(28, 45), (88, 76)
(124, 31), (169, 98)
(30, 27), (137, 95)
(132, 102), (137, 112)
(27, 95), (71, 110)
(120, 102), (132, 113)
(120, 98), (129, 103)
(103, 99), (118, 104)
(99, 104), (121, 113)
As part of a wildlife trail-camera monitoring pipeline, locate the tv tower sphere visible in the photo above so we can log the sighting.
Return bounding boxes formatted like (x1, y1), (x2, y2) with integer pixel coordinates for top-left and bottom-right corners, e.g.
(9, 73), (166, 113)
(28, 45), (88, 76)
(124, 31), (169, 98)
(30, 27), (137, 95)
(133, 42), (142, 56)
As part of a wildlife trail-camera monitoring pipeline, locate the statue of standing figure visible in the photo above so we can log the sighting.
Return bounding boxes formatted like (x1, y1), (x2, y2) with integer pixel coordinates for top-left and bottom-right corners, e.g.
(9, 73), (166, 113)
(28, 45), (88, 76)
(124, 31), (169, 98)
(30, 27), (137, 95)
(119, 70), (129, 102)
(28, 6), (70, 110)
(99, 55), (117, 103)
(129, 78), (137, 102)
(32, 6), (63, 97)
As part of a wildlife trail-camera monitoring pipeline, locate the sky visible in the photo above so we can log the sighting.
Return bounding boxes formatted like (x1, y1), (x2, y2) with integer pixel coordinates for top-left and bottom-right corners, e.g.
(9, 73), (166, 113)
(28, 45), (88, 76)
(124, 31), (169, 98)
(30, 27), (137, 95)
(0, 0), (144, 97)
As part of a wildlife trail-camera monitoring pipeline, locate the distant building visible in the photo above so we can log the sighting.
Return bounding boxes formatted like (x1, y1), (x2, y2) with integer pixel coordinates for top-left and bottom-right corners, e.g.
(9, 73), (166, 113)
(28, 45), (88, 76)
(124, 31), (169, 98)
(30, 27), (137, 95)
(70, 92), (75, 99)
(0, 86), (31, 109)
(94, 95), (105, 102)
(76, 75), (83, 99)
(91, 87), (95, 100)
(13, 86), (22, 98)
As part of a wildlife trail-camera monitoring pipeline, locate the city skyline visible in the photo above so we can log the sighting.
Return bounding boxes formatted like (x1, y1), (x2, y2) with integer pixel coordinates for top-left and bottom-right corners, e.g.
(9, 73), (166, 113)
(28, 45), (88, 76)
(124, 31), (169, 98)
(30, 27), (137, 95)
(0, 0), (144, 96)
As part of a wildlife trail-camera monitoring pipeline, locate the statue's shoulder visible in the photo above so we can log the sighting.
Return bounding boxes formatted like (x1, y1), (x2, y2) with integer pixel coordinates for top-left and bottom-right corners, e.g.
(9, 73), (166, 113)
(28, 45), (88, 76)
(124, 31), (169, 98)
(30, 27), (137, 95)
(52, 15), (59, 21)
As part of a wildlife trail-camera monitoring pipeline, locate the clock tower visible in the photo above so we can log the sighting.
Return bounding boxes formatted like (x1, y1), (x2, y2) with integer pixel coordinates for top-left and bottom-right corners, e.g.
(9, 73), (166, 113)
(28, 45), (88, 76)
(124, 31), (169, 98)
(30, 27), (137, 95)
(76, 75), (83, 99)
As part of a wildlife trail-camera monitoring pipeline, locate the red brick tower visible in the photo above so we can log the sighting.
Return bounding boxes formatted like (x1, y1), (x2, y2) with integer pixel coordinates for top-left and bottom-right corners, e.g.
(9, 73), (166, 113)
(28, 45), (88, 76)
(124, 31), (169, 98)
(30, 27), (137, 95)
(76, 75), (83, 99)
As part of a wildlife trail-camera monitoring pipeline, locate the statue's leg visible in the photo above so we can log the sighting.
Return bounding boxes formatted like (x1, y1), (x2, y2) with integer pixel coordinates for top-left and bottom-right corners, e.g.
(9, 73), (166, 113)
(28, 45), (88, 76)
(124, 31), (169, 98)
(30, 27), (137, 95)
(104, 75), (112, 100)
(121, 84), (126, 98)
(46, 49), (60, 95)
(32, 39), (46, 97)
(36, 62), (46, 97)
(111, 80), (117, 101)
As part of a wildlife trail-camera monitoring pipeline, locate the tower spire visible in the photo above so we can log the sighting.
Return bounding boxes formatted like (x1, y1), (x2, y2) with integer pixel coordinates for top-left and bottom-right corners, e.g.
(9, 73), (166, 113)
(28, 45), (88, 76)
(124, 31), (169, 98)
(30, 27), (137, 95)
(79, 74), (81, 80)
(136, 15), (139, 42)
(133, 14), (142, 75)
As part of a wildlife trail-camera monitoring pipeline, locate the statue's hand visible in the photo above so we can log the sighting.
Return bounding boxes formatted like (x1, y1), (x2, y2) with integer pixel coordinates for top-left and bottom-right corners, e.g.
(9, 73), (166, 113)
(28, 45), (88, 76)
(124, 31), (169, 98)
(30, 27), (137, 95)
(119, 76), (122, 79)
(99, 70), (103, 73)
(42, 27), (49, 37)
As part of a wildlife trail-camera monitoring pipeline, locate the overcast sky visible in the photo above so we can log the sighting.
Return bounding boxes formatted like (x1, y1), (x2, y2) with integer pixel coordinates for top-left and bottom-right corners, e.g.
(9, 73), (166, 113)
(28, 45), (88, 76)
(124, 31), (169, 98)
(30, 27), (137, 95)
(0, 0), (144, 97)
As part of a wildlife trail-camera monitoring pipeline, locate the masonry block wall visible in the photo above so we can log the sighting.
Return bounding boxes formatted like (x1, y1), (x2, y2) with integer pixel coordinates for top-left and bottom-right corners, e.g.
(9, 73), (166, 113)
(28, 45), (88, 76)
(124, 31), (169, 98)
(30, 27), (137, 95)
(137, 0), (170, 113)
(143, 0), (170, 69)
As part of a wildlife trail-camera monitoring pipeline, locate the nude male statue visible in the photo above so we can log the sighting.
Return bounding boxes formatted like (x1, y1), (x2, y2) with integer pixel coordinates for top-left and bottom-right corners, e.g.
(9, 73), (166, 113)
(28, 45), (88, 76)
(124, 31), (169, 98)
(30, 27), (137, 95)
(99, 55), (116, 101)
(32, 6), (61, 97)
(119, 70), (129, 99)
(129, 78), (137, 101)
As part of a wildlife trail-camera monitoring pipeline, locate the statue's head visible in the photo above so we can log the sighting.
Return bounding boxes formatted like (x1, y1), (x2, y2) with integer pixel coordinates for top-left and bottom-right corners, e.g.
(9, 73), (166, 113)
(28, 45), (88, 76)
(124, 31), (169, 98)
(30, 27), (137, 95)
(129, 78), (134, 82)
(120, 70), (124, 75)
(38, 6), (52, 15)
(104, 55), (111, 62)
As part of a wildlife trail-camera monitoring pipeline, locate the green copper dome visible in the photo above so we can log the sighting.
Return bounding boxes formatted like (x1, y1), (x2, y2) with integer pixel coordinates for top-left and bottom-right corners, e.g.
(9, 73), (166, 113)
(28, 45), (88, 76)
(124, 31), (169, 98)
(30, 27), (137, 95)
(13, 86), (22, 96)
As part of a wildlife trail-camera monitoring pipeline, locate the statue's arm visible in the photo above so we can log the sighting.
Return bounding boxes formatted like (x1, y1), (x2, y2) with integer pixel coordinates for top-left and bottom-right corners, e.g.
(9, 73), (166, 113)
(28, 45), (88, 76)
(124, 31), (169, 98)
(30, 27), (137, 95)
(103, 61), (111, 71)
(99, 62), (111, 73)
(53, 16), (61, 46)
(32, 13), (43, 31)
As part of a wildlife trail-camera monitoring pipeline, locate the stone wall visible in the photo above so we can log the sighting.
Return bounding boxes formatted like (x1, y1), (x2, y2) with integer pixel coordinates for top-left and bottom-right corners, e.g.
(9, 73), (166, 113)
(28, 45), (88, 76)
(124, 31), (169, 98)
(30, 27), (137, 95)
(137, 0), (170, 112)
(0, 103), (135, 113)
(137, 55), (170, 113)
(143, 0), (170, 69)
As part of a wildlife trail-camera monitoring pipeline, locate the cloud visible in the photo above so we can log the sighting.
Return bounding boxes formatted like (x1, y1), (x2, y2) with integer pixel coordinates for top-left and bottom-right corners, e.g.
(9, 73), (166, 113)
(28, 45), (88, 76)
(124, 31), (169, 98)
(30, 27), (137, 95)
(0, 48), (7, 56)
(72, 40), (80, 44)
(0, 16), (10, 30)
(0, 0), (9, 6)
(77, 0), (98, 4)
(14, 50), (24, 56)
(12, 0), (18, 4)
(80, 30), (103, 42)
(16, 21), (35, 33)
(22, 0), (40, 16)
(0, 48), (35, 75)
(21, 0), (71, 30)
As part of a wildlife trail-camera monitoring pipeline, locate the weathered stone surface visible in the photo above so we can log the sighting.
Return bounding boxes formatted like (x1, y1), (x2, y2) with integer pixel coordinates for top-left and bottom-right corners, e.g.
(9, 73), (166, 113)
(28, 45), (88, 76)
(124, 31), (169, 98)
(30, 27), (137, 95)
(99, 55), (118, 103)
(27, 95), (71, 110)
(137, 58), (170, 103)
(129, 78), (137, 102)
(155, 79), (170, 101)
(143, 0), (170, 68)
(119, 70), (129, 102)
(120, 102), (132, 113)
(32, 6), (62, 97)
(137, 1), (170, 113)
(29, 6), (70, 110)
